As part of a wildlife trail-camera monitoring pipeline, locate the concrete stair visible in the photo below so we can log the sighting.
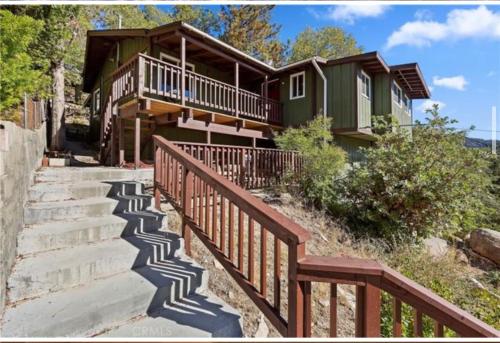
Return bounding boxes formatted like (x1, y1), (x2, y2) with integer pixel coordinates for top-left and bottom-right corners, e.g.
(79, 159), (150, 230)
(1, 167), (242, 338)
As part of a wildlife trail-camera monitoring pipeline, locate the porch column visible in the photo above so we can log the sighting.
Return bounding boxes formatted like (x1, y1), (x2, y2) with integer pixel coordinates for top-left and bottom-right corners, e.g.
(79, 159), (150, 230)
(180, 36), (186, 107)
(264, 75), (269, 120)
(235, 62), (239, 117)
(110, 116), (117, 166)
(134, 115), (141, 169)
(118, 117), (125, 166)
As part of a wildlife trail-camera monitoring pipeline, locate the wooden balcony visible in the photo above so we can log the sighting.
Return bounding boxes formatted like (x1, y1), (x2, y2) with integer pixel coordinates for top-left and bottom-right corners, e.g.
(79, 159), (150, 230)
(112, 54), (283, 126)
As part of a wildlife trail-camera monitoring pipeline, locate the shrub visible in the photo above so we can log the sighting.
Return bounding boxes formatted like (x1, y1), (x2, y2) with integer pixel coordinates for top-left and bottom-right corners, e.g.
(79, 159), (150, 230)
(275, 117), (346, 208)
(334, 105), (490, 239)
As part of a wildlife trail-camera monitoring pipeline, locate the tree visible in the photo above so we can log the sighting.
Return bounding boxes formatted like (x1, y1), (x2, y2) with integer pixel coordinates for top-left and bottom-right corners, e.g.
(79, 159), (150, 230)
(288, 26), (363, 63)
(219, 5), (286, 66)
(335, 105), (490, 240)
(275, 117), (346, 208)
(0, 10), (48, 117)
(166, 6), (220, 35)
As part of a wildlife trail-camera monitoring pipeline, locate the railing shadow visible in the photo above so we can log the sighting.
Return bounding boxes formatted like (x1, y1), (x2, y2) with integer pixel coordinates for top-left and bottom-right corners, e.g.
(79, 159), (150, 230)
(102, 180), (242, 337)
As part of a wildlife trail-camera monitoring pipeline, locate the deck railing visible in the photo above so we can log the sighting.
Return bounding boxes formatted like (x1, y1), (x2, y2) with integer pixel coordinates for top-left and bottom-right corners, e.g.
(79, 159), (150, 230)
(111, 54), (283, 125)
(153, 135), (499, 338)
(173, 141), (302, 189)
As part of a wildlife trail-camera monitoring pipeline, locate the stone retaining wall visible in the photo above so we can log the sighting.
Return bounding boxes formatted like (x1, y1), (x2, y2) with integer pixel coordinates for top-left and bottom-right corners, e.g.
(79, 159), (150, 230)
(0, 120), (46, 314)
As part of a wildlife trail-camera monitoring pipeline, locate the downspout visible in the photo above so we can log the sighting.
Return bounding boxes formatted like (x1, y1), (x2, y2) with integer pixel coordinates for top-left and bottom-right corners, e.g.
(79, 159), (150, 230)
(311, 57), (327, 118)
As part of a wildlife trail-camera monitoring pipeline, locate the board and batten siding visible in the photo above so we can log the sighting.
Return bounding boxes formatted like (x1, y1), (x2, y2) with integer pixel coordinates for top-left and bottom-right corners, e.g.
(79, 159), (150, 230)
(373, 73), (392, 116)
(391, 79), (413, 136)
(357, 68), (373, 130)
(325, 62), (357, 129)
(280, 67), (315, 127)
(334, 135), (371, 162)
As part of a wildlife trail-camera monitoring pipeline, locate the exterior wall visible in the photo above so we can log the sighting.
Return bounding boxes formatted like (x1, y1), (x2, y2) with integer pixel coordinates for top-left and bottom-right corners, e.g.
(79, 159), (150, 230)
(391, 79), (413, 135)
(357, 68), (373, 130)
(373, 73), (392, 116)
(325, 62), (357, 129)
(0, 121), (46, 314)
(279, 67), (316, 127)
(334, 135), (371, 162)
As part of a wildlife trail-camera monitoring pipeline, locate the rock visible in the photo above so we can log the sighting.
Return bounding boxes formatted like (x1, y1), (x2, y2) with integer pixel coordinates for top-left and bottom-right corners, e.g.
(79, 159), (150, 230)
(469, 229), (500, 265)
(319, 298), (329, 308)
(337, 286), (355, 312)
(213, 259), (224, 270)
(280, 192), (293, 205)
(423, 237), (448, 259)
(455, 250), (469, 264)
(254, 314), (269, 338)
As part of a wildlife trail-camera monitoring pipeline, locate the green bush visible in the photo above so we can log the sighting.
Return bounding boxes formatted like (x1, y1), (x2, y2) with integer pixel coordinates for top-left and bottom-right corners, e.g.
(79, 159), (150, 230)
(275, 117), (346, 208)
(334, 105), (490, 239)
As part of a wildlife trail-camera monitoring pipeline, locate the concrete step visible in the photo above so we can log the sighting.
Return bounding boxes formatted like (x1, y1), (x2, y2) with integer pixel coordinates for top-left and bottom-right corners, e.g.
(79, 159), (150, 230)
(98, 292), (243, 338)
(18, 210), (167, 255)
(28, 180), (145, 202)
(35, 167), (153, 183)
(24, 194), (152, 225)
(1, 257), (209, 337)
(8, 231), (185, 303)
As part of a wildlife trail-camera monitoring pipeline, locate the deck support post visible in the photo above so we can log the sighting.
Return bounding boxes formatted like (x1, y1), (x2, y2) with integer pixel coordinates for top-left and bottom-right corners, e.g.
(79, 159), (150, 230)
(235, 62), (239, 117)
(110, 116), (117, 166)
(118, 117), (125, 167)
(181, 36), (186, 107)
(206, 131), (211, 144)
(264, 75), (269, 120)
(355, 284), (381, 337)
(288, 242), (306, 337)
(252, 137), (257, 148)
(134, 115), (141, 169)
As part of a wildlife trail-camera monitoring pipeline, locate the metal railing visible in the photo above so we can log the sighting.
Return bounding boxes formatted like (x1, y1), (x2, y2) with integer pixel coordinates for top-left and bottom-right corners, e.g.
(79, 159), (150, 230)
(153, 135), (499, 338)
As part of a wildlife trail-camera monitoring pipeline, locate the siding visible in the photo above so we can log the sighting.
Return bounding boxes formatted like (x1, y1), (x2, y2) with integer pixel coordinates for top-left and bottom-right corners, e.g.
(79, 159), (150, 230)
(334, 135), (371, 162)
(357, 68), (372, 130)
(280, 67), (315, 127)
(325, 62), (357, 129)
(373, 73), (391, 116)
(391, 78), (413, 136)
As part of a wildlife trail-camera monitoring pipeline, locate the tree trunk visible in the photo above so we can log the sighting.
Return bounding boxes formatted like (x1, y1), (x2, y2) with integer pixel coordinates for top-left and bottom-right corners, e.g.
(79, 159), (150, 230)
(50, 61), (65, 151)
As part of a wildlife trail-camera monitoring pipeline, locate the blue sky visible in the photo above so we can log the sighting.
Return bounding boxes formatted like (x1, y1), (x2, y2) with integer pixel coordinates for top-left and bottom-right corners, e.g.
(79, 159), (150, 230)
(161, 4), (500, 139)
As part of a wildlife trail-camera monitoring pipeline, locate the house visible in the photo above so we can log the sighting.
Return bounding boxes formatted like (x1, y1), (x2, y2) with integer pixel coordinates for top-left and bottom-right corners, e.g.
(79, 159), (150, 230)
(82, 21), (430, 166)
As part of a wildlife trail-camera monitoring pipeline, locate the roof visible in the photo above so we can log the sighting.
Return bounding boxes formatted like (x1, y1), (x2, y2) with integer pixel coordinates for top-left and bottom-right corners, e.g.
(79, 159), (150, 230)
(390, 63), (431, 99)
(274, 56), (327, 73)
(326, 51), (390, 74)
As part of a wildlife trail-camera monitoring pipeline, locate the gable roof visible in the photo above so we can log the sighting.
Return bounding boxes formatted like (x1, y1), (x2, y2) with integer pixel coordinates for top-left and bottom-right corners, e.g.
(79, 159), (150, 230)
(391, 63), (431, 99)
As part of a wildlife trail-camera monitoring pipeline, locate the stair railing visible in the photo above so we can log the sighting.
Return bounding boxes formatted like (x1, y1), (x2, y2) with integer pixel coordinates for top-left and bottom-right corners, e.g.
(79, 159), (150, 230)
(153, 135), (499, 338)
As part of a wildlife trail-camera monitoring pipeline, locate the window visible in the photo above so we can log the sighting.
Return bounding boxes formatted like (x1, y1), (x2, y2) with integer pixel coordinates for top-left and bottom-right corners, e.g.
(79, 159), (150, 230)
(393, 81), (402, 107)
(93, 88), (101, 113)
(290, 71), (305, 100)
(360, 71), (371, 99)
(160, 52), (195, 72)
(404, 95), (411, 113)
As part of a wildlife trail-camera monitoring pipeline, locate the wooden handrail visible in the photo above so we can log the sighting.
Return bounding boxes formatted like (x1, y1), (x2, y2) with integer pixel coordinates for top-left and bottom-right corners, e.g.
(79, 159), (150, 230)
(153, 135), (499, 338)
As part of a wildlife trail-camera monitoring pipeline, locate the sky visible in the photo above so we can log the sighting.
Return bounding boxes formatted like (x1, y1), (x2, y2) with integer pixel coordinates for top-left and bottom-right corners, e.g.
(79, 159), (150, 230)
(161, 4), (500, 139)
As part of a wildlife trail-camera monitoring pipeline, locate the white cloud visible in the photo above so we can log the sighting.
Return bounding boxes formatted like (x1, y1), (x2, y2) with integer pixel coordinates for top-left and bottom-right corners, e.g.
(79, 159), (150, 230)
(385, 6), (500, 49)
(428, 86), (434, 92)
(310, 4), (389, 24)
(432, 75), (468, 91)
(487, 70), (497, 77)
(414, 9), (433, 21)
(417, 100), (446, 113)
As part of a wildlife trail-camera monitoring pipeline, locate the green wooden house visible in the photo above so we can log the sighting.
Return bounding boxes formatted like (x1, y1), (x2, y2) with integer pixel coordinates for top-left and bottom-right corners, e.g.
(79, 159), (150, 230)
(82, 21), (430, 167)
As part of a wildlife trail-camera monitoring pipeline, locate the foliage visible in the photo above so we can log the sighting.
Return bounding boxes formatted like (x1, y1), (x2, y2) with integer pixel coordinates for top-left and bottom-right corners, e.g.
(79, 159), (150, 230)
(167, 6), (220, 35)
(0, 10), (48, 114)
(480, 154), (500, 231)
(288, 26), (363, 63)
(380, 246), (500, 336)
(334, 105), (491, 239)
(275, 117), (346, 208)
(219, 5), (287, 66)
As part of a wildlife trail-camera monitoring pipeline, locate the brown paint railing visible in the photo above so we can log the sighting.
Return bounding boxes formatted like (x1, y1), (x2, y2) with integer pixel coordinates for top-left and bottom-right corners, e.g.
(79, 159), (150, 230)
(173, 141), (303, 189)
(153, 135), (499, 338)
(111, 53), (283, 125)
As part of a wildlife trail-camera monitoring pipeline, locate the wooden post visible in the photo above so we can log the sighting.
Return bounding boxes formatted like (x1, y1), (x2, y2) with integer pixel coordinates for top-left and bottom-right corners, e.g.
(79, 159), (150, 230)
(181, 36), (186, 107)
(134, 115), (141, 169)
(355, 284), (381, 337)
(110, 116), (117, 166)
(182, 167), (193, 256)
(154, 144), (161, 210)
(235, 62), (239, 117)
(118, 117), (125, 166)
(207, 131), (211, 144)
(288, 242), (306, 337)
(264, 75), (269, 120)
(137, 55), (144, 97)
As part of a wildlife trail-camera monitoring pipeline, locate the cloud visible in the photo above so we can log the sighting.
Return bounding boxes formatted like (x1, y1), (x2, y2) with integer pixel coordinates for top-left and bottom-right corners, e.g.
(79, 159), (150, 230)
(487, 70), (497, 77)
(432, 75), (468, 91)
(417, 100), (446, 113)
(309, 4), (389, 24)
(428, 86), (434, 92)
(385, 6), (500, 49)
(414, 9), (433, 21)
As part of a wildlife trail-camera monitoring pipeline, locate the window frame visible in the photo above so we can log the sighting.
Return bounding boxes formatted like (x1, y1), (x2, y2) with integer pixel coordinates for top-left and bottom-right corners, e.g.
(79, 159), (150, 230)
(360, 70), (371, 100)
(93, 88), (101, 114)
(404, 95), (411, 113)
(393, 81), (402, 108)
(160, 52), (195, 72)
(289, 71), (306, 100)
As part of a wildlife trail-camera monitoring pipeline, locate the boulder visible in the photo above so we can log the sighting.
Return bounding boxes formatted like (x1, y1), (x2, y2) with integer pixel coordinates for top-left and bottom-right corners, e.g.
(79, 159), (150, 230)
(423, 237), (448, 259)
(469, 229), (500, 265)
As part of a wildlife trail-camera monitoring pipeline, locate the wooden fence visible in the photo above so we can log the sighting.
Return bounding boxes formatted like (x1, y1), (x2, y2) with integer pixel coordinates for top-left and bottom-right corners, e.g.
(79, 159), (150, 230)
(173, 141), (302, 189)
(20, 95), (45, 130)
(153, 135), (499, 338)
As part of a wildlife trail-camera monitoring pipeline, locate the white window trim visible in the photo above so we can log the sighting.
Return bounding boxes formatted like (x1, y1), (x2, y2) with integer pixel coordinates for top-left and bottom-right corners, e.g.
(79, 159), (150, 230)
(360, 70), (371, 100)
(393, 81), (402, 108)
(289, 71), (306, 100)
(160, 52), (195, 72)
(93, 88), (101, 113)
